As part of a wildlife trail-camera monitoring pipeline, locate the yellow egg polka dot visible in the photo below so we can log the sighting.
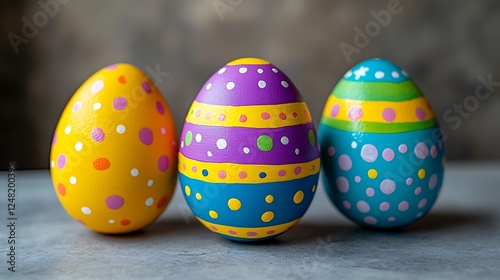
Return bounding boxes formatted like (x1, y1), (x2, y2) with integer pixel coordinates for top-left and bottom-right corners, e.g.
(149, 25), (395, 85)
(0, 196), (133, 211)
(261, 211), (274, 222)
(209, 210), (218, 219)
(293, 190), (304, 204)
(418, 168), (426, 179)
(184, 186), (191, 196)
(265, 195), (274, 203)
(228, 198), (241, 211)
(368, 169), (378, 179)
(195, 193), (202, 200)
(312, 185), (316, 192)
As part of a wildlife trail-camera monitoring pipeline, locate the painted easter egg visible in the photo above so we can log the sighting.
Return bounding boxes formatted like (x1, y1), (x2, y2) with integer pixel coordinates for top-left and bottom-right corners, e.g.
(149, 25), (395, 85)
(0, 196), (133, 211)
(50, 63), (178, 234)
(179, 58), (320, 241)
(319, 58), (445, 228)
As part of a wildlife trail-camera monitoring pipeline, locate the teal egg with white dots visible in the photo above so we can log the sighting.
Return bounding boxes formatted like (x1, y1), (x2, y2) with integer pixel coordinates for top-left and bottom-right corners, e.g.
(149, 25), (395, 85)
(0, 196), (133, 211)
(319, 58), (445, 228)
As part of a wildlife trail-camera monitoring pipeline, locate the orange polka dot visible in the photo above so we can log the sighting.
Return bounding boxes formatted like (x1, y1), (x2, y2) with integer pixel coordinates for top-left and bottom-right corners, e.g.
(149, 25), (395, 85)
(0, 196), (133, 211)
(121, 219), (131, 226)
(118, 75), (126, 84)
(93, 158), (111, 170)
(157, 195), (168, 209)
(58, 183), (66, 196)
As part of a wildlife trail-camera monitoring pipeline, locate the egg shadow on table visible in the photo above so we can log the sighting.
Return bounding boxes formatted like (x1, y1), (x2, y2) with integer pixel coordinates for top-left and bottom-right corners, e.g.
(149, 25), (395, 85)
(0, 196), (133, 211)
(406, 210), (494, 232)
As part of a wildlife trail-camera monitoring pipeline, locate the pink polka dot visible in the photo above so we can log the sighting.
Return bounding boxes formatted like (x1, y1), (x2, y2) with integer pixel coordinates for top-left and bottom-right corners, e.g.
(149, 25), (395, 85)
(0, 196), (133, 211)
(380, 179), (396, 195)
(205, 112), (212, 119)
(428, 174), (438, 190)
(364, 216), (377, 225)
(398, 201), (409, 211)
(182, 163), (186, 170)
(91, 128), (105, 142)
(247, 231), (257, 236)
(278, 170), (286, 177)
(196, 110), (201, 118)
(361, 144), (378, 162)
(218, 170), (227, 179)
(354, 176), (361, 183)
(57, 154), (66, 169)
(327, 146), (335, 156)
(438, 141), (443, 150)
(261, 112), (270, 120)
(418, 198), (427, 208)
(142, 81), (152, 93)
(139, 128), (153, 145)
(192, 166), (198, 173)
(52, 133), (57, 146)
(239, 171), (247, 179)
(266, 230), (275, 235)
(414, 142), (429, 159)
(294, 167), (302, 175)
(382, 108), (396, 122)
(218, 114), (226, 121)
(343, 201), (351, 209)
(379, 202), (390, 211)
(416, 108), (426, 121)
(356, 200), (370, 213)
(239, 115), (247, 122)
(279, 113), (287, 120)
(388, 217), (396, 222)
(211, 226), (218, 231)
(414, 187), (422, 195)
(336, 176), (349, 193)
(348, 106), (363, 121)
(72, 102), (82, 112)
(292, 112), (298, 118)
(106, 195), (124, 210)
(158, 155), (169, 172)
(406, 178), (413, 185)
(156, 102), (165, 115)
(417, 212), (423, 218)
(330, 104), (340, 118)
(398, 144), (408, 153)
(106, 64), (118, 70)
(430, 145), (438, 158)
(338, 154), (352, 171)
(228, 230), (237, 235)
(365, 188), (375, 197)
(113, 97), (128, 110)
(382, 148), (395, 161)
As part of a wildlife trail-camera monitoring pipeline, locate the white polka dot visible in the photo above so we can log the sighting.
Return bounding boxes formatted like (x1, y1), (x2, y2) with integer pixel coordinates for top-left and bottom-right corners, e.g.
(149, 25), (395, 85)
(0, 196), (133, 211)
(272, 68), (278, 73)
(93, 103), (102, 110)
(257, 68), (263, 74)
(375, 71), (385, 79)
(218, 68), (226, 74)
(91, 80), (104, 94)
(181, 141), (184, 148)
(69, 176), (77, 185)
(116, 124), (126, 134)
(391, 71), (400, 78)
(216, 139), (227, 149)
(145, 197), (154, 206)
(160, 127), (166, 135)
(64, 125), (72, 135)
(351, 141), (358, 149)
(243, 147), (250, 154)
(147, 180), (154, 187)
(226, 82), (235, 90)
(75, 142), (83, 152)
(402, 70), (409, 77)
(258, 80), (266, 88)
(108, 219), (115, 224)
(50, 161), (54, 168)
(195, 133), (202, 143)
(295, 148), (300, 155)
(207, 151), (213, 157)
(239, 67), (247, 74)
(131, 168), (139, 177)
(281, 136), (289, 145)
(281, 81), (289, 88)
(205, 83), (212, 90)
(81, 207), (91, 215)
(344, 71), (352, 78)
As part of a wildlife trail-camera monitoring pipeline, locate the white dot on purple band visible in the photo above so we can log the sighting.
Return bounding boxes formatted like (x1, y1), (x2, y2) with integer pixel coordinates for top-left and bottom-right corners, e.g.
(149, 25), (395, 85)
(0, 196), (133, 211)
(272, 68), (278, 73)
(205, 83), (212, 90)
(218, 68), (226, 74)
(239, 67), (247, 74)
(258, 80), (266, 89)
(226, 82), (235, 90)
(281, 81), (289, 88)
(257, 69), (263, 74)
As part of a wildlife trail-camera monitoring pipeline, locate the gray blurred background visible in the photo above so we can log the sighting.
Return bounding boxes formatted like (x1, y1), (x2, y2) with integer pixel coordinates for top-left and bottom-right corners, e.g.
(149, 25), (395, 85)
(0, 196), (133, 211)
(1, 0), (499, 169)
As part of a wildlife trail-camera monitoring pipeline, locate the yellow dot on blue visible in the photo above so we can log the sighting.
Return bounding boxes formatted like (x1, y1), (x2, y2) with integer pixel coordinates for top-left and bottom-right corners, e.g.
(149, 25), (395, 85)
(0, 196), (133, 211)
(259, 172), (267, 178)
(202, 169), (209, 177)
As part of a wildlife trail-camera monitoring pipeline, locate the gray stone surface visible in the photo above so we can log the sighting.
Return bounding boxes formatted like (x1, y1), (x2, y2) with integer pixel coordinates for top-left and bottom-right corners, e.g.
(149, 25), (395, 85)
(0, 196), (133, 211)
(0, 163), (499, 279)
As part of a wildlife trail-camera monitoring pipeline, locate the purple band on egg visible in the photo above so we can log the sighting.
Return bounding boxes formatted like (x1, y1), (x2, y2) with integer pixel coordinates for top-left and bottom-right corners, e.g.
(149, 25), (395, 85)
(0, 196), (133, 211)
(195, 64), (303, 106)
(180, 122), (319, 165)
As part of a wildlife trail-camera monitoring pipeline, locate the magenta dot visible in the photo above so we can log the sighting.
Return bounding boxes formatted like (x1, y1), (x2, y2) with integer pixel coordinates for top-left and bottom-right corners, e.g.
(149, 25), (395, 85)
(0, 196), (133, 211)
(211, 226), (218, 231)
(106, 195), (124, 210)
(382, 148), (395, 161)
(196, 110), (201, 117)
(330, 104), (340, 118)
(382, 108), (396, 122)
(278, 170), (286, 177)
(343, 201), (351, 209)
(192, 166), (198, 173)
(142, 81), (152, 93)
(418, 199), (427, 208)
(57, 154), (66, 169)
(416, 108), (426, 121)
(113, 97), (128, 110)
(338, 154), (352, 171)
(356, 201), (370, 213)
(91, 128), (105, 142)
(158, 155), (169, 172)
(266, 230), (275, 235)
(156, 102), (164, 115)
(106, 64), (118, 70)
(52, 133), (57, 146)
(228, 230), (237, 235)
(247, 231), (257, 236)
(73, 102), (82, 112)
(139, 128), (153, 145)
(327, 146), (335, 156)
(398, 201), (409, 211)
(218, 170), (227, 179)
(261, 112), (270, 120)
(379, 202), (390, 211)
(366, 188), (375, 197)
(380, 179), (396, 195)
(348, 106), (363, 121)
(364, 216), (377, 225)
(354, 176), (361, 183)
(294, 166), (302, 175)
(414, 142), (429, 159)
(414, 187), (422, 195)
(336, 176), (349, 193)
(398, 144), (408, 153)
(406, 178), (413, 185)
(429, 174), (438, 190)
(238, 171), (247, 179)
(430, 145), (438, 158)
(218, 114), (226, 121)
